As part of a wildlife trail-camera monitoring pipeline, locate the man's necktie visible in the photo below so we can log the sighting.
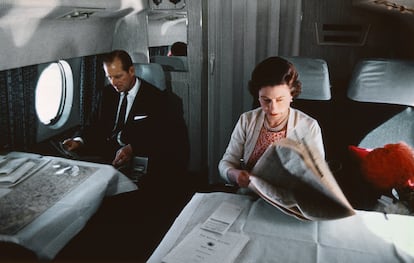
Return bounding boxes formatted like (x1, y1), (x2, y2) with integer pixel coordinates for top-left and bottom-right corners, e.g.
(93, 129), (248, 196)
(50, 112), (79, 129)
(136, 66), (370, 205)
(114, 92), (128, 133)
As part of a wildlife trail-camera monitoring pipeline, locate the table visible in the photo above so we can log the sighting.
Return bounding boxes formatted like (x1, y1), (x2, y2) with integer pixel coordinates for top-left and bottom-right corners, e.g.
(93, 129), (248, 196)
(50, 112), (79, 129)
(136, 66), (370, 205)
(0, 152), (137, 260)
(148, 192), (414, 263)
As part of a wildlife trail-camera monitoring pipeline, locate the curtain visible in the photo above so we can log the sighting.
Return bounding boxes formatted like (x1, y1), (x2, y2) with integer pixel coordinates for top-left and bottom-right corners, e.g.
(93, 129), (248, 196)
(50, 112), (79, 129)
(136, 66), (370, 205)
(0, 55), (105, 152)
(207, 0), (302, 183)
(0, 66), (37, 152)
(79, 55), (105, 127)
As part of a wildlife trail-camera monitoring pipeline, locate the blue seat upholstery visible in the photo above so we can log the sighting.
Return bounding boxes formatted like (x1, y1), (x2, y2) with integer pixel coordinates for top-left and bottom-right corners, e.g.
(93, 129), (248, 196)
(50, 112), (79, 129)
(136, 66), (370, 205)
(150, 56), (188, 72)
(342, 58), (414, 209)
(347, 59), (414, 148)
(132, 62), (190, 183)
(134, 62), (167, 91)
(283, 57), (333, 160)
(348, 59), (414, 106)
(282, 56), (331, 100)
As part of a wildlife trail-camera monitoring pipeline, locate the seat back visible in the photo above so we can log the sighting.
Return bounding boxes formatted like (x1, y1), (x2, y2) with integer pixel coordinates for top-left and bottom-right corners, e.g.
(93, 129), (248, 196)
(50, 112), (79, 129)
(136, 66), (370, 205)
(134, 63), (167, 91)
(347, 58), (414, 148)
(283, 56), (331, 100)
(133, 62), (190, 180)
(283, 57), (332, 159)
(342, 58), (414, 208)
(127, 63), (167, 181)
(150, 56), (188, 72)
(348, 59), (414, 106)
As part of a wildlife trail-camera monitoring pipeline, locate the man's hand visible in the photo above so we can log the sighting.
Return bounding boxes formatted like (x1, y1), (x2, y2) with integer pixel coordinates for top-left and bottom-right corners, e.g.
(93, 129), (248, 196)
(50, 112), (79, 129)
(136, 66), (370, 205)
(62, 139), (81, 151)
(112, 144), (133, 167)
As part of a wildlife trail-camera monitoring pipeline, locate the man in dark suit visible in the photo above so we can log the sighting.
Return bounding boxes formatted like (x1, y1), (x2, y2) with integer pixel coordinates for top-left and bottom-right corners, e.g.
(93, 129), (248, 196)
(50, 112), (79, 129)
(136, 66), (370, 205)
(59, 50), (191, 261)
(63, 50), (188, 184)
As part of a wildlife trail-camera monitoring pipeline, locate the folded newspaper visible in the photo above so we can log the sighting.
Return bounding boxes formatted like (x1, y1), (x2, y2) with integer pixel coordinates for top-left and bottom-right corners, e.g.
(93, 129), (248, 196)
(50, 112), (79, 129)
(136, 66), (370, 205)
(248, 137), (355, 221)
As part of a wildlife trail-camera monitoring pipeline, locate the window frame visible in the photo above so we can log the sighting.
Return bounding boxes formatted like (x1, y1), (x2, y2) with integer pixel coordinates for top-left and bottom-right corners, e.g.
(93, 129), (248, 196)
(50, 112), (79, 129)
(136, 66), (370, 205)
(35, 60), (73, 127)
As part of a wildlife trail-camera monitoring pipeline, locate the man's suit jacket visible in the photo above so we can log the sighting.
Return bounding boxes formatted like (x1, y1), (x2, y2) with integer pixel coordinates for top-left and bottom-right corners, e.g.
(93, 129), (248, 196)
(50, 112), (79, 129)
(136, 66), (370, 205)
(79, 78), (189, 182)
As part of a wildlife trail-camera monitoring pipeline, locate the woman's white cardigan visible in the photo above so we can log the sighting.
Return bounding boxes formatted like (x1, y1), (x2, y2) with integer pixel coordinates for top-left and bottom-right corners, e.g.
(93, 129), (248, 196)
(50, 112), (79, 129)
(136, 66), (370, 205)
(218, 107), (325, 183)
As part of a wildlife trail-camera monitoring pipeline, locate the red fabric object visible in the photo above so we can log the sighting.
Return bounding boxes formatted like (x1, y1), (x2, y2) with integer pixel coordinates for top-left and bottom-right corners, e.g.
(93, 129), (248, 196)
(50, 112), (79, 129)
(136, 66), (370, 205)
(348, 142), (414, 190)
(348, 145), (371, 161)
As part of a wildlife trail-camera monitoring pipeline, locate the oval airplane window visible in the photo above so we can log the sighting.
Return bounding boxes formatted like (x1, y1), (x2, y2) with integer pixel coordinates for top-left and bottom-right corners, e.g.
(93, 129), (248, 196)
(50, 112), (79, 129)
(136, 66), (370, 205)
(35, 60), (73, 127)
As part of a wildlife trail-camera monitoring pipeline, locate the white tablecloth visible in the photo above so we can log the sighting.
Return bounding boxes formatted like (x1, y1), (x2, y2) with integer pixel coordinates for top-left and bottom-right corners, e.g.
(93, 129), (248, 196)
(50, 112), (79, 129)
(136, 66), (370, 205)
(148, 192), (414, 263)
(0, 152), (137, 260)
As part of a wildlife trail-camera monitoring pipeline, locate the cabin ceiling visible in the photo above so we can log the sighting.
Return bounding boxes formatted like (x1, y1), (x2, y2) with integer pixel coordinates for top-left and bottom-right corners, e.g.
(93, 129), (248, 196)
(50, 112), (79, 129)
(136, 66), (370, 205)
(0, 0), (148, 71)
(353, 0), (414, 16)
(353, 0), (414, 33)
(0, 0), (147, 21)
(3, 1), (412, 24)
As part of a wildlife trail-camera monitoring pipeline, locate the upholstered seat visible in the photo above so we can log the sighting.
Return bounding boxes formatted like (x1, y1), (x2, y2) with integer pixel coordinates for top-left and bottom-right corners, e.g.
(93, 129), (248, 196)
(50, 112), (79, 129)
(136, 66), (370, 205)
(150, 56), (188, 72)
(131, 62), (189, 183)
(342, 58), (414, 208)
(347, 58), (414, 148)
(134, 62), (167, 90)
(283, 56), (331, 100)
(282, 57), (333, 160)
(348, 59), (414, 107)
(120, 63), (168, 182)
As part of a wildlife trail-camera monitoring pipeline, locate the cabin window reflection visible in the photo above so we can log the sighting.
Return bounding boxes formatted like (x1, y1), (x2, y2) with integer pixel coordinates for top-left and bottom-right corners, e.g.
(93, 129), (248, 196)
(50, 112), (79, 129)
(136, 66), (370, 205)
(149, 45), (170, 56)
(35, 60), (73, 126)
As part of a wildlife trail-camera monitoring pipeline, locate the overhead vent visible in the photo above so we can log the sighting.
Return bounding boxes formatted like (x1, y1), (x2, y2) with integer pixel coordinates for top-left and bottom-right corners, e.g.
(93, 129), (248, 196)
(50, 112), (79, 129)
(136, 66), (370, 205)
(148, 10), (187, 21)
(58, 8), (104, 20)
(315, 22), (371, 46)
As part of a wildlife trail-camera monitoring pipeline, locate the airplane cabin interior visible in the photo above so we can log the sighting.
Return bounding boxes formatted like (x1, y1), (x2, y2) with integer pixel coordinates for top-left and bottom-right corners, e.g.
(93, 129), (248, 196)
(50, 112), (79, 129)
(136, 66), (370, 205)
(0, 0), (414, 262)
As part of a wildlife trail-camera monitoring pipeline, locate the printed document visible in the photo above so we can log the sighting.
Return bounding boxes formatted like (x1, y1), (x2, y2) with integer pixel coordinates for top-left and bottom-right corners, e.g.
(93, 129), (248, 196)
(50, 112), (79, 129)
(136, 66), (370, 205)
(162, 225), (249, 263)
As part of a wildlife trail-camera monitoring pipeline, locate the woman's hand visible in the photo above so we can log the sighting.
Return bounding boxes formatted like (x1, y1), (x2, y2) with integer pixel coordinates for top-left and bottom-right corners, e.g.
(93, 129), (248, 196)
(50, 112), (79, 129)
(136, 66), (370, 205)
(227, 168), (251, 188)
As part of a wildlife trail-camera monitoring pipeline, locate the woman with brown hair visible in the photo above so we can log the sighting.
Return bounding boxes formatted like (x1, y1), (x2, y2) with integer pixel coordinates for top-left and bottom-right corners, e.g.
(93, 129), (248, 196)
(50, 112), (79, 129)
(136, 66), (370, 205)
(219, 56), (325, 187)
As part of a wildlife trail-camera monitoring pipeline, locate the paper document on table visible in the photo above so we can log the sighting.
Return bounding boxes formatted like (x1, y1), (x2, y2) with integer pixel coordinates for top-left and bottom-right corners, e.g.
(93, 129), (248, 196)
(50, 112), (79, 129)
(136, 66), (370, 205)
(0, 155), (50, 187)
(0, 156), (29, 175)
(162, 225), (249, 263)
(200, 202), (243, 235)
